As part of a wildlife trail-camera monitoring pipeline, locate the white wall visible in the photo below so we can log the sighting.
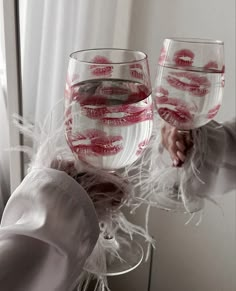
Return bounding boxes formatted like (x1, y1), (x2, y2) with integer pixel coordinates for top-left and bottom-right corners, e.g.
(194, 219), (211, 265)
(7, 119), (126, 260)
(127, 0), (235, 290)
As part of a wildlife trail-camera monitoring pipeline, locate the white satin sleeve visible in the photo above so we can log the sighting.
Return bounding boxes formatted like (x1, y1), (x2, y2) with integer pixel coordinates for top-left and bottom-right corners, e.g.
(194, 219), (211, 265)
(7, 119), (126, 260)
(0, 168), (99, 291)
(185, 118), (236, 199)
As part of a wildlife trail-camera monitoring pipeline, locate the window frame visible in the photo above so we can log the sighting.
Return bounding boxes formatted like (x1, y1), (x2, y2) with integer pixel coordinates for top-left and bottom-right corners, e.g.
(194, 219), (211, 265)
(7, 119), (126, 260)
(3, 0), (24, 192)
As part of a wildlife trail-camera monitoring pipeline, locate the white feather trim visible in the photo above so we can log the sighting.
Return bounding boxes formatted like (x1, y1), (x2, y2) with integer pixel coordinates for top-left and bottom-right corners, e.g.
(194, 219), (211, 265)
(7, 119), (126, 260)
(11, 99), (213, 290)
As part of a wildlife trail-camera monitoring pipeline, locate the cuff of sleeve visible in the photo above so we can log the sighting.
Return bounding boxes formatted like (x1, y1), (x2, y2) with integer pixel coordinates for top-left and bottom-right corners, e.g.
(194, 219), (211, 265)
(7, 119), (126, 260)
(1, 168), (99, 263)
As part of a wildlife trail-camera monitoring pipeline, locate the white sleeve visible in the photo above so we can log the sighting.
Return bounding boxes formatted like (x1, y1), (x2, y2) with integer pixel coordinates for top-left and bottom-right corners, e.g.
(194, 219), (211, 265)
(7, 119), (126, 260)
(185, 118), (236, 200)
(0, 168), (99, 291)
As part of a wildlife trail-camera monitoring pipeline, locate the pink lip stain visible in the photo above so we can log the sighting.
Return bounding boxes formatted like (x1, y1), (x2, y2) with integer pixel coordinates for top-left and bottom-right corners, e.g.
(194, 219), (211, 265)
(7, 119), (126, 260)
(158, 106), (192, 125)
(173, 49), (195, 67)
(155, 87), (193, 127)
(126, 87), (149, 104)
(68, 129), (123, 157)
(101, 105), (153, 126)
(158, 47), (167, 65)
(129, 63), (144, 80)
(90, 55), (113, 77)
(204, 61), (218, 70)
(156, 86), (169, 98)
(136, 139), (150, 156)
(100, 86), (130, 96)
(166, 71), (211, 97)
(207, 104), (221, 119)
(81, 103), (153, 126)
(91, 66), (113, 77)
(64, 108), (72, 131)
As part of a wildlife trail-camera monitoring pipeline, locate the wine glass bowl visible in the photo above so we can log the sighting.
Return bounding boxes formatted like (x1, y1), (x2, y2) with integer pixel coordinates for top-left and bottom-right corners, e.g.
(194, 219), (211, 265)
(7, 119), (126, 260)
(154, 38), (225, 130)
(65, 48), (153, 170)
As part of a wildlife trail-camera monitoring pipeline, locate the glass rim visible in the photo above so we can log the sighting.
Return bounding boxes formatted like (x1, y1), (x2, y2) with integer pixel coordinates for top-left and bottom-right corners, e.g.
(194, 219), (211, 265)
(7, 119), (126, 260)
(69, 48), (148, 65)
(165, 37), (224, 45)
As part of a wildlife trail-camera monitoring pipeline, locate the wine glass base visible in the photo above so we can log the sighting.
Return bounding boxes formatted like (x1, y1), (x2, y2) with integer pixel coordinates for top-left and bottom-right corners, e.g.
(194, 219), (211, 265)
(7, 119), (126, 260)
(105, 240), (143, 276)
(84, 238), (144, 276)
(155, 189), (186, 212)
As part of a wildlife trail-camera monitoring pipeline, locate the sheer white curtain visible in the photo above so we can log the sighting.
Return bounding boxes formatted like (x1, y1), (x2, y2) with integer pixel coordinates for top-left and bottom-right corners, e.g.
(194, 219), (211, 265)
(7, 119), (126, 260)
(21, 0), (133, 123)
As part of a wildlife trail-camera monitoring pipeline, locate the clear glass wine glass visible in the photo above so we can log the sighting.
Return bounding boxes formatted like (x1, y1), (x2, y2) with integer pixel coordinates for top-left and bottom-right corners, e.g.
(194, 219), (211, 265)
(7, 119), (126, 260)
(153, 37), (225, 209)
(64, 49), (153, 276)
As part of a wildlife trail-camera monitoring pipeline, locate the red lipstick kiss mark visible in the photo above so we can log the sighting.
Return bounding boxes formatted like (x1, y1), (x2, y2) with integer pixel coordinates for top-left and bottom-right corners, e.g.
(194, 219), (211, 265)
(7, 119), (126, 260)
(67, 129), (123, 156)
(158, 47), (167, 65)
(156, 95), (197, 112)
(102, 105), (153, 126)
(64, 107), (73, 131)
(78, 95), (109, 119)
(123, 84), (150, 104)
(91, 66), (113, 77)
(80, 95), (108, 106)
(129, 63), (144, 80)
(155, 86), (169, 98)
(91, 56), (111, 64)
(155, 84), (198, 126)
(126, 90), (148, 104)
(136, 139), (150, 156)
(90, 55), (113, 77)
(207, 104), (221, 119)
(204, 61), (218, 70)
(166, 71), (211, 97)
(158, 107), (192, 125)
(130, 63), (143, 70)
(81, 102), (153, 126)
(156, 95), (194, 127)
(173, 49), (195, 67)
(100, 86), (130, 96)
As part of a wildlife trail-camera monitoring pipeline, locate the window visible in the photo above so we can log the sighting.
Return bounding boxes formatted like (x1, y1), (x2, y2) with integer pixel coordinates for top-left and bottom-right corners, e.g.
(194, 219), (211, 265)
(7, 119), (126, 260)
(0, 0), (6, 100)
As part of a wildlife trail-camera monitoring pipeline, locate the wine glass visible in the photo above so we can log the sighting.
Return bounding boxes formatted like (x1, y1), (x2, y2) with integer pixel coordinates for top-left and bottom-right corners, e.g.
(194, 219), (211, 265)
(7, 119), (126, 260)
(153, 37), (225, 210)
(64, 49), (153, 277)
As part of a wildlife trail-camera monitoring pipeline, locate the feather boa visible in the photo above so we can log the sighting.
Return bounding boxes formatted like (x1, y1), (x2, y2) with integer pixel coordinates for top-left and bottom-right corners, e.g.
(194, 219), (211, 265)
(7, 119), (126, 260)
(12, 98), (209, 290)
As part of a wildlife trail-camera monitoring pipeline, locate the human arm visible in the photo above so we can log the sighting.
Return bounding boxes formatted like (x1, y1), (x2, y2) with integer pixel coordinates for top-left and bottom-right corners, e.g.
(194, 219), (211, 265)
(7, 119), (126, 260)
(161, 118), (236, 198)
(184, 118), (236, 198)
(0, 168), (99, 291)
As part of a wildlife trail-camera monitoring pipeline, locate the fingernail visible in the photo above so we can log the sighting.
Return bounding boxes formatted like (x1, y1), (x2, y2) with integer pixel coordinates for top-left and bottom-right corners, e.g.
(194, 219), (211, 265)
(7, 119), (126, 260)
(177, 150), (186, 161)
(173, 159), (179, 167)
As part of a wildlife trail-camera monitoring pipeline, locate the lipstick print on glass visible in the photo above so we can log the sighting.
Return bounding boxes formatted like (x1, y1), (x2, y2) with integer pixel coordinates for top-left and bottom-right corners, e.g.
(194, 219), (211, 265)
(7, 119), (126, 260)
(173, 49), (195, 67)
(166, 71), (211, 97)
(65, 49), (153, 170)
(90, 56), (113, 77)
(154, 38), (225, 129)
(65, 79), (153, 169)
(67, 129), (123, 157)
